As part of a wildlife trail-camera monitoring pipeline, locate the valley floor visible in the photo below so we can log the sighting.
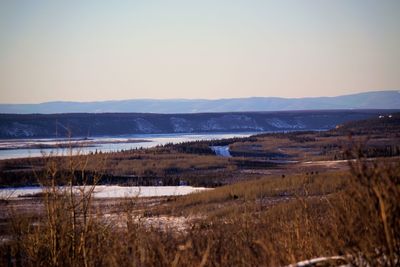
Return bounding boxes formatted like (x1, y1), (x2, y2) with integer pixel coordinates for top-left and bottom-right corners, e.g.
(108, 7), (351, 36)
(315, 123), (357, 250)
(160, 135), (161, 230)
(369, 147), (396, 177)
(0, 114), (399, 266)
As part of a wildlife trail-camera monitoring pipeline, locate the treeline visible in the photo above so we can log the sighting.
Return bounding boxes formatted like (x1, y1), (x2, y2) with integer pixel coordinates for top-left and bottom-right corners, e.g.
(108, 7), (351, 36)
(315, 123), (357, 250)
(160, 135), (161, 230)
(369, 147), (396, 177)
(331, 145), (400, 161)
(335, 112), (400, 135)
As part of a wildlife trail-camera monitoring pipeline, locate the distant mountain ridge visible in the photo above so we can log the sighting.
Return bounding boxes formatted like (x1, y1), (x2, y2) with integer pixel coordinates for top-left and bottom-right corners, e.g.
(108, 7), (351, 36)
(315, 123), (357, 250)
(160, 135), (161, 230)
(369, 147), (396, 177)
(0, 90), (399, 114)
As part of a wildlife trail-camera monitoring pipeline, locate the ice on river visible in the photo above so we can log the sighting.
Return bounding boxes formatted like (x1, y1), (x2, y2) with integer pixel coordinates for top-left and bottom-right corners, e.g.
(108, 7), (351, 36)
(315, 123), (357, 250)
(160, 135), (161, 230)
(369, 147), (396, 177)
(210, 146), (231, 157)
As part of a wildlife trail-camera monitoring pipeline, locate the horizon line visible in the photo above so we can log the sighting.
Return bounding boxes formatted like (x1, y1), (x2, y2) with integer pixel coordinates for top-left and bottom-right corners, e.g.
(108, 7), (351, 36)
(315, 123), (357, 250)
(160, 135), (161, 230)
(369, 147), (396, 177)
(1, 89), (399, 105)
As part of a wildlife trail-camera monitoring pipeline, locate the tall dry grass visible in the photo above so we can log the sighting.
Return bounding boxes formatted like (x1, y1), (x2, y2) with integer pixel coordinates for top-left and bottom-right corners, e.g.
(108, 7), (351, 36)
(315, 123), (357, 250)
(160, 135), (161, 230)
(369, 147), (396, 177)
(1, 149), (399, 266)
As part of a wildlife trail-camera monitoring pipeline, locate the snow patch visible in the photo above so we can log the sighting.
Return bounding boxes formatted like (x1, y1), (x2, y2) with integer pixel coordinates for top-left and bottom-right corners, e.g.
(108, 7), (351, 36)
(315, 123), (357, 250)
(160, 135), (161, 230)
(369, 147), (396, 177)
(265, 118), (306, 129)
(170, 117), (194, 132)
(134, 118), (159, 133)
(0, 186), (212, 200)
(2, 123), (35, 138)
(201, 115), (263, 131)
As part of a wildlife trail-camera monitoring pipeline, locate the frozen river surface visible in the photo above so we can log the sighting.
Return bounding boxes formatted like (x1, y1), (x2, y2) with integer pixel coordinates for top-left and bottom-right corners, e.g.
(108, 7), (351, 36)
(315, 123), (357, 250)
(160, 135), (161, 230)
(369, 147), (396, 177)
(0, 132), (256, 160)
(210, 146), (231, 157)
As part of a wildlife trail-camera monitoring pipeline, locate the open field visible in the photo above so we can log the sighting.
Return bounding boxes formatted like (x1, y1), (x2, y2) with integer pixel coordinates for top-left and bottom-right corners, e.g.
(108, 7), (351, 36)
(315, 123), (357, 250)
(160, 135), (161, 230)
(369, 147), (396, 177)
(0, 114), (399, 266)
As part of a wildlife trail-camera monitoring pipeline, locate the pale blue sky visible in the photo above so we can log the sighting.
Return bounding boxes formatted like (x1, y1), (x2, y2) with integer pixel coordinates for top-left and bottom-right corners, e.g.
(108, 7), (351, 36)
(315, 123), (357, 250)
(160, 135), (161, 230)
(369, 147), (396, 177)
(0, 0), (399, 103)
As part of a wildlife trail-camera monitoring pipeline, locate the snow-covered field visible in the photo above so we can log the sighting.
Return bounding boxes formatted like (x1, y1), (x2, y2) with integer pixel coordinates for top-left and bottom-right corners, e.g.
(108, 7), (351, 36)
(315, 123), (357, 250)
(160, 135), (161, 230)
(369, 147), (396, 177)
(0, 186), (211, 200)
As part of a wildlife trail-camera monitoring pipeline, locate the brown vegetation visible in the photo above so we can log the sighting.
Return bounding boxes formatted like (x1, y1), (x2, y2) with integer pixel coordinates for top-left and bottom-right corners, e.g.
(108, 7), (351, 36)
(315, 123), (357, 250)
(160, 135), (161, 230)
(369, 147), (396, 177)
(1, 114), (399, 266)
(1, 152), (399, 266)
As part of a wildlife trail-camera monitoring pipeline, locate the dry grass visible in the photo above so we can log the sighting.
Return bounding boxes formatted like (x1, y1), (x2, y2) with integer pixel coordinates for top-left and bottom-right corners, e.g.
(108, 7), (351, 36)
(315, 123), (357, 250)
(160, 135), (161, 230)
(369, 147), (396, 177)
(1, 151), (399, 266)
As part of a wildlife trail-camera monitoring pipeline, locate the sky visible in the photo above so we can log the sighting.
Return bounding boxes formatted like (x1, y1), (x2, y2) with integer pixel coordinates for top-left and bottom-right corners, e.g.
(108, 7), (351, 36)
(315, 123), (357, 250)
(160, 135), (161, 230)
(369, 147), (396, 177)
(0, 0), (399, 104)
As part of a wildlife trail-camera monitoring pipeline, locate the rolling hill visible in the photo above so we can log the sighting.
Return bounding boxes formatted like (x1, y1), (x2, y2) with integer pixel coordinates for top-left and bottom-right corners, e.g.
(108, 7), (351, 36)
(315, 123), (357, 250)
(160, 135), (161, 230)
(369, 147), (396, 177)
(0, 110), (397, 139)
(0, 90), (399, 114)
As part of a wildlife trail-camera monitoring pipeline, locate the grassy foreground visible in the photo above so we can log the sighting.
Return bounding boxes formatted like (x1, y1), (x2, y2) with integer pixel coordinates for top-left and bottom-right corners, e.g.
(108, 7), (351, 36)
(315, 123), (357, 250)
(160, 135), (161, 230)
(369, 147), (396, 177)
(1, 155), (399, 267)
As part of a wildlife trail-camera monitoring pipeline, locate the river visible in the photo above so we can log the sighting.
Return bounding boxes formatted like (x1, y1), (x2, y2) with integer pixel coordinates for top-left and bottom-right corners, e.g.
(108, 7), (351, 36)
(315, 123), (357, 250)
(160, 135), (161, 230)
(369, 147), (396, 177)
(0, 132), (256, 160)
